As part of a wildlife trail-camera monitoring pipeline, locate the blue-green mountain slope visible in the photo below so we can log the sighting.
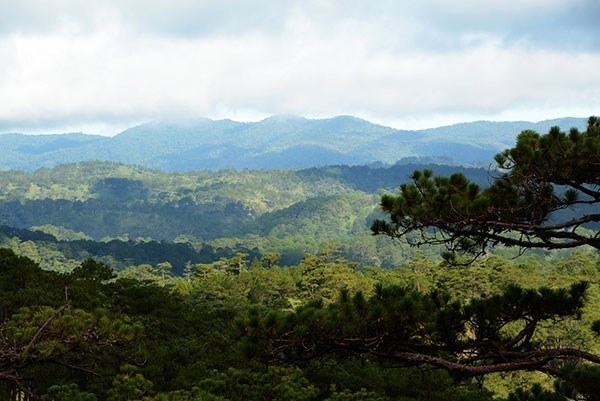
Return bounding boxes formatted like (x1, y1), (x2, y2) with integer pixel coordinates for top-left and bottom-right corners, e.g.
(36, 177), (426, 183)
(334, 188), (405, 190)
(0, 116), (587, 171)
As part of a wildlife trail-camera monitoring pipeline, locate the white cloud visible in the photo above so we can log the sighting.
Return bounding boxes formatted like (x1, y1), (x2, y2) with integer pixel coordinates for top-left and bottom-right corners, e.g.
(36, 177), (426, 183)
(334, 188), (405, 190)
(0, 0), (599, 134)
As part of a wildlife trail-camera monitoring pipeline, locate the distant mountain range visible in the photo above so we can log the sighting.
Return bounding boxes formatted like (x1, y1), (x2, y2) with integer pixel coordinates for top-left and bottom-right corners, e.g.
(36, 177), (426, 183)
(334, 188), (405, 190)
(0, 115), (588, 171)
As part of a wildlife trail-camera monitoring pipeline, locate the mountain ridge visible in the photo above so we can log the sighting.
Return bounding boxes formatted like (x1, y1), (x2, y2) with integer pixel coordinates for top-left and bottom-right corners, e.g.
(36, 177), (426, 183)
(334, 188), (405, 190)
(0, 115), (588, 171)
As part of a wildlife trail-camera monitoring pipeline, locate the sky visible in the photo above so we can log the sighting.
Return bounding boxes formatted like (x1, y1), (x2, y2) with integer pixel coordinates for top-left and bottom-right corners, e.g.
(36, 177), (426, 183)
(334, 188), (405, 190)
(1, 0), (599, 135)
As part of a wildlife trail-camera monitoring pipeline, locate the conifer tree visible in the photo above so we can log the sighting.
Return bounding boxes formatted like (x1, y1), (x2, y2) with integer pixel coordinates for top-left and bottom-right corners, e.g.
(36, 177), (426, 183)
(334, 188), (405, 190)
(372, 117), (600, 259)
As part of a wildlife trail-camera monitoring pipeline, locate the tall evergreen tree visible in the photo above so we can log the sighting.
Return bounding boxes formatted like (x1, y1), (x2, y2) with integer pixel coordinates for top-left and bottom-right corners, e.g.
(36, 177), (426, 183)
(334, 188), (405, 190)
(372, 117), (600, 259)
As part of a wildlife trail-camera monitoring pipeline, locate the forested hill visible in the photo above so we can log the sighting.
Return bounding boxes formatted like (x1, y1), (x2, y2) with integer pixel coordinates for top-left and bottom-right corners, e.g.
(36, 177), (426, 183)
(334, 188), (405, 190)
(0, 161), (491, 271)
(0, 161), (491, 240)
(0, 115), (587, 171)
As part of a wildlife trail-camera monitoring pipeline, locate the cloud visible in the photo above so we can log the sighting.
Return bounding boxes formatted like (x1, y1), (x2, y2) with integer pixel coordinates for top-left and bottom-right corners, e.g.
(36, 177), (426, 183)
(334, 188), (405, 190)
(2, 0), (598, 48)
(0, 0), (297, 37)
(0, 1), (599, 134)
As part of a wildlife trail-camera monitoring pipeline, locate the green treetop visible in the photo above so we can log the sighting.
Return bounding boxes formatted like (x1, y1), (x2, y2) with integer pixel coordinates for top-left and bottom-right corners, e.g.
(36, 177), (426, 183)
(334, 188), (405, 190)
(372, 116), (600, 259)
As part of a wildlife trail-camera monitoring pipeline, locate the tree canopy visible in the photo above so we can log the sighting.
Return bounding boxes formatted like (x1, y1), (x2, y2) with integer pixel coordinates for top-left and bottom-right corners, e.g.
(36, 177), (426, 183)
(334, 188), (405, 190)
(244, 282), (600, 377)
(372, 116), (600, 259)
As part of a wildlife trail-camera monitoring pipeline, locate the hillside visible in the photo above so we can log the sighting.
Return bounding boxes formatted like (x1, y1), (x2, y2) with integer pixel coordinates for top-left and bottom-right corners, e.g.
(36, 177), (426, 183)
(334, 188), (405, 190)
(0, 161), (491, 239)
(0, 161), (492, 270)
(0, 116), (588, 171)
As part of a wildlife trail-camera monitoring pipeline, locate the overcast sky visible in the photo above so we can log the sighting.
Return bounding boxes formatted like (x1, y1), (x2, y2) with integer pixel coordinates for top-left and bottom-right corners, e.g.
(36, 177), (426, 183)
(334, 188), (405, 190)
(1, 0), (599, 135)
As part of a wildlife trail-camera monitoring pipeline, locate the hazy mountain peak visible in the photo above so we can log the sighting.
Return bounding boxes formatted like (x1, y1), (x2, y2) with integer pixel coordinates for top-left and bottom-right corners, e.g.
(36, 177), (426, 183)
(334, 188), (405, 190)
(0, 115), (589, 171)
(260, 114), (306, 123)
(328, 115), (368, 122)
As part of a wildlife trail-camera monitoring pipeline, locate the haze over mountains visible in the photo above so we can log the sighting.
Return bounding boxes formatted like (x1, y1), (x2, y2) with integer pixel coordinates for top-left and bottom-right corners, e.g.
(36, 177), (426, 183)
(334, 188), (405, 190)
(0, 115), (587, 171)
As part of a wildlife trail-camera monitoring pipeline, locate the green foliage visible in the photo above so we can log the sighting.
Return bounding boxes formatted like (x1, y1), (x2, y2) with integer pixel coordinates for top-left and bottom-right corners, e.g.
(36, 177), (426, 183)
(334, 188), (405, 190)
(148, 388), (227, 401)
(32, 224), (92, 241)
(508, 366), (600, 401)
(373, 117), (600, 257)
(324, 387), (389, 401)
(106, 365), (155, 401)
(295, 250), (375, 302)
(71, 258), (116, 281)
(198, 367), (319, 401)
(508, 383), (567, 401)
(0, 160), (492, 271)
(241, 278), (598, 384)
(42, 384), (98, 401)
(0, 227), (598, 400)
(553, 365), (600, 401)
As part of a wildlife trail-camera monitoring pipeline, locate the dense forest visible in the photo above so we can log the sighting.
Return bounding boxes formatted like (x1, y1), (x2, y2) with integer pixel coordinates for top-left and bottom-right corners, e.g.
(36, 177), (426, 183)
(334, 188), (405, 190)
(1, 248), (599, 400)
(1, 119), (599, 400)
(0, 161), (492, 271)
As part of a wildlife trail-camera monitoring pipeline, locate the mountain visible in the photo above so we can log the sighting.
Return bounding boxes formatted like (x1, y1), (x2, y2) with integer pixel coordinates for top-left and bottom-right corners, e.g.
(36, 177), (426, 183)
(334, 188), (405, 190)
(0, 116), (588, 171)
(0, 132), (108, 169)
